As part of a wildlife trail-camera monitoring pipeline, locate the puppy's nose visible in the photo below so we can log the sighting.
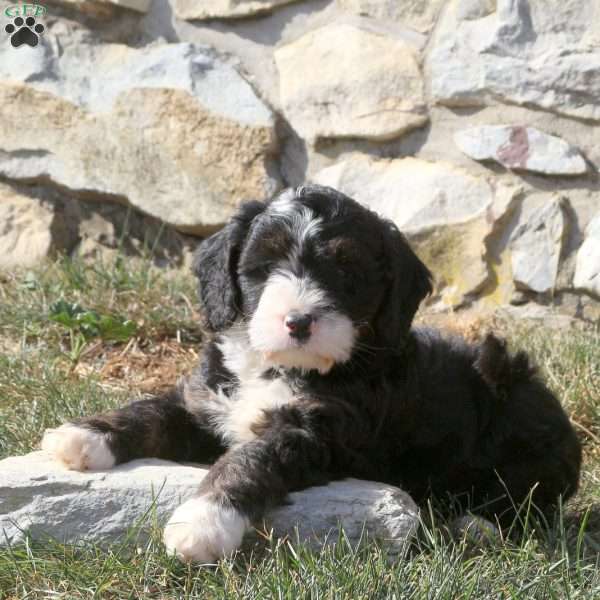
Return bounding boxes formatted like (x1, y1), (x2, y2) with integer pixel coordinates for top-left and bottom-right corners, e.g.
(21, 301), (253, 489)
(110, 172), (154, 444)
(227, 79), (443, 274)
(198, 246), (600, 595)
(284, 312), (313, 341)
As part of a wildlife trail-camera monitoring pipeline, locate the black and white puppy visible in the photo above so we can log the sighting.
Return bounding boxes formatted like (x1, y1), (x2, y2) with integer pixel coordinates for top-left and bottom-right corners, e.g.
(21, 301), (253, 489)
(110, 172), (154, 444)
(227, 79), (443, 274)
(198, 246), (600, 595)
(42, 185), (581, 562)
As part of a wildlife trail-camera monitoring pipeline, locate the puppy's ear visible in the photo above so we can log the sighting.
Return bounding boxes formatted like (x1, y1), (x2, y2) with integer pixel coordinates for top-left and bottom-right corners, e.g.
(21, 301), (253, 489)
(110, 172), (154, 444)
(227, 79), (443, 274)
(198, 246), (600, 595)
(193, 201), (265, 331)
(374, 220), (432, 347)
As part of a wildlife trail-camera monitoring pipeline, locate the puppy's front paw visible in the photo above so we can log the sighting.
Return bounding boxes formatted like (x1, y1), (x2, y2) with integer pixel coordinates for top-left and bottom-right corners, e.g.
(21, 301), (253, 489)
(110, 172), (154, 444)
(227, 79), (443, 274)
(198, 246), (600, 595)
(163, 496), (248, 563)
(41, 423), (115, 471)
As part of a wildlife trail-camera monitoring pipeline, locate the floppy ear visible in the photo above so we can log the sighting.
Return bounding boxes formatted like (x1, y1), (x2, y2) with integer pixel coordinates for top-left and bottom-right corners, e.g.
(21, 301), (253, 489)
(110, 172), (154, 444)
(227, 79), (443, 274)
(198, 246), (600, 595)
(193, 201), (265, 332)
(374, 220), (432, 348)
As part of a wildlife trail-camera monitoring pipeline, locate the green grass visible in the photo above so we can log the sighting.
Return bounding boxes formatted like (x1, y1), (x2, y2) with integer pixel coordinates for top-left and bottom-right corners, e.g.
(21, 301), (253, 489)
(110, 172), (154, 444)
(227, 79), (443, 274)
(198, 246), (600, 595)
(0, 256), (599, 599)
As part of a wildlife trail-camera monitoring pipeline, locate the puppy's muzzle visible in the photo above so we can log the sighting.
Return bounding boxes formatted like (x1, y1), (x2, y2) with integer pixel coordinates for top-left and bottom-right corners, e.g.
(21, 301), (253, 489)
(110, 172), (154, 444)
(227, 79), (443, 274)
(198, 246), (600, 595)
(284, 311), (314, 342)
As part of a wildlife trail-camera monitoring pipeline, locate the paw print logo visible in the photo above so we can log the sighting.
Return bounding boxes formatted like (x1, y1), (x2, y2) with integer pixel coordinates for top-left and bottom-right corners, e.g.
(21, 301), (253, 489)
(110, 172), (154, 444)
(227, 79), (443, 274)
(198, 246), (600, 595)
(5, 16), (45, 48)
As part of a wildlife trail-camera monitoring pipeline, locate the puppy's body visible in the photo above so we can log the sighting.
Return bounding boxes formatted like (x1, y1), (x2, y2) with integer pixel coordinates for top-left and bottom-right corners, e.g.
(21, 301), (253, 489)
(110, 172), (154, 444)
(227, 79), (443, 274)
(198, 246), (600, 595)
(42, 185), (581, 562)
(184, 325), (578, 516)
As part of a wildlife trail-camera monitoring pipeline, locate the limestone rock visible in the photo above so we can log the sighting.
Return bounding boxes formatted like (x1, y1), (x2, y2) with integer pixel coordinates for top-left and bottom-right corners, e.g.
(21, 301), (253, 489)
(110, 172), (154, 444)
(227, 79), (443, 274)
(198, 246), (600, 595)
(68, 199), (190, 266)
(111, 0), (149, 9)
(48, 0), (150, 16)
(573, 213), (600, 297)
(0, 452), (419, 554)
(428, 0), (600, 122)
(275, 23), (428, 142)
(454, 126), (587, 175)
(312, 155), (515, 234)
(100, 0), (149, 10)
(338, 0), (447, 33)
(0, 181), (190, 268)
(510, 198), (565, 294)
(0, 40), (279, 233)
(174, 0), (302, 20)
(455, 0), (496, 20)
(268, 479), (419, 554)
(312, 155), (519, 305)
(0, 184), (61, 268)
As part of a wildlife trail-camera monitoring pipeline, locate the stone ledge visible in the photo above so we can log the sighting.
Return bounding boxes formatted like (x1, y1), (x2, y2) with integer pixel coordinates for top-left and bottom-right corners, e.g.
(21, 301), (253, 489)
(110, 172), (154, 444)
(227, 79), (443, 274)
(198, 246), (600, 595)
(0, 452), (419, 555)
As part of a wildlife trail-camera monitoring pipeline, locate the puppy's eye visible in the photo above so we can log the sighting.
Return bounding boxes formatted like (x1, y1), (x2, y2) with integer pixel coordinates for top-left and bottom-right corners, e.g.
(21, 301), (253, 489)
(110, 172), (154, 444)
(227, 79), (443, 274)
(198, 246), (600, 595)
(327, 238), (359, 271)
(334, 255), (355, 275)
(335, 253), (352, 267)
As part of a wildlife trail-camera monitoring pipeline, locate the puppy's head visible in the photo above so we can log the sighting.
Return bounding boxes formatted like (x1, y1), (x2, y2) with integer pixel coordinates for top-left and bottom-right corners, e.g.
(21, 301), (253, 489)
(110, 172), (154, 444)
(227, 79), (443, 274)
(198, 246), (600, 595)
(194, 185), (432, 373)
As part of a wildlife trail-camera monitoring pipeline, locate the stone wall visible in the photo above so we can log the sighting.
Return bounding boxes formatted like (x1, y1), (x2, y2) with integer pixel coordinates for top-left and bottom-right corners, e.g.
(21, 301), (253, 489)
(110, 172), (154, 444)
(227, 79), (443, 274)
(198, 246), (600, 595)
(1, 0), (598, 321)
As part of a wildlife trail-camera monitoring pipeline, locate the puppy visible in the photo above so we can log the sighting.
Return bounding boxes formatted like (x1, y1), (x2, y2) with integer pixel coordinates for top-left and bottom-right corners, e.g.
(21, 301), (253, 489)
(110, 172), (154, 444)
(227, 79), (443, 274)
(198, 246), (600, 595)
(42, 184), (581, 562)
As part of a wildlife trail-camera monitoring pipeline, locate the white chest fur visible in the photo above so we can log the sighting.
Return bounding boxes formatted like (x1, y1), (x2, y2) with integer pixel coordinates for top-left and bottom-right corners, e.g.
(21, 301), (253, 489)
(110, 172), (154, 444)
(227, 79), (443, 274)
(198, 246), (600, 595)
(187, 329), (299, 445)
(219, 377), (296, 444)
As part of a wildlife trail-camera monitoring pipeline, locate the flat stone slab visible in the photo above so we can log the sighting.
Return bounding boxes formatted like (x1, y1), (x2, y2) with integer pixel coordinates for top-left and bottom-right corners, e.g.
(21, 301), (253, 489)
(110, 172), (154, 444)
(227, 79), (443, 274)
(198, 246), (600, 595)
(275, 23), (427, 142)
(509, 198), (565, 294)
(0, 452), (419, 555)
(174, 0), (302, 20)
(428, 0), (600, 123)
(0, 40), (279, 233)
(454, 125), (587, 176)
(574, 212), (600, 298)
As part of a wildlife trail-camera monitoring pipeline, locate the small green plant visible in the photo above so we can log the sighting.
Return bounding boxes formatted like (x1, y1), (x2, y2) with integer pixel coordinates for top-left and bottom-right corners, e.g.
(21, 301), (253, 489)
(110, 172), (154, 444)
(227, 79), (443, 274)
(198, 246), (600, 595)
(48, 299), (137, 363)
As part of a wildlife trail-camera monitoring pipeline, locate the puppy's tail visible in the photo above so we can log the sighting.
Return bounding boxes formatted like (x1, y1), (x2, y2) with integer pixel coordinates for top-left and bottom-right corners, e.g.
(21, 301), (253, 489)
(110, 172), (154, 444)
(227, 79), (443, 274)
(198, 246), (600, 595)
(474, 333), (535, 394)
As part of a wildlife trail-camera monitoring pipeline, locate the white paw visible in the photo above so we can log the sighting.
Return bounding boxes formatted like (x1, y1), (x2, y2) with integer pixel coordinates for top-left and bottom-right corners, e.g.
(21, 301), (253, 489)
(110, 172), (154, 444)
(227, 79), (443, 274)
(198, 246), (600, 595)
(163, 496), (249, 563)
(41, 423), (115, 471)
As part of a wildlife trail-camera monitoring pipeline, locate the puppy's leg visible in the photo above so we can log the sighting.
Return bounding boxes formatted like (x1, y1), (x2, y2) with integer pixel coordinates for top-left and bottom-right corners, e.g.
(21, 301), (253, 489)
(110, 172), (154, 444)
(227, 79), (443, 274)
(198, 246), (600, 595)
(42, 422), (116, 471)
(164, 404), (337, 562)
(42, 386), (225, 471)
